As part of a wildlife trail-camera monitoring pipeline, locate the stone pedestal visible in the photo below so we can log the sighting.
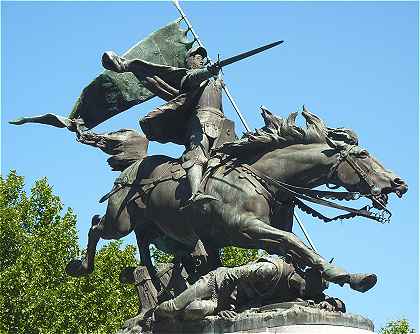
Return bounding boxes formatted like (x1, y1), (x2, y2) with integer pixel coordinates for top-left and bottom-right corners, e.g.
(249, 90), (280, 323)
(118, 304), (374, 334)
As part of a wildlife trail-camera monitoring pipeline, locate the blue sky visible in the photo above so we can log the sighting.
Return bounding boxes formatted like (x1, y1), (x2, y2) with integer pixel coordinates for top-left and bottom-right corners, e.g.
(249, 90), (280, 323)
(2, 1), (418, 331)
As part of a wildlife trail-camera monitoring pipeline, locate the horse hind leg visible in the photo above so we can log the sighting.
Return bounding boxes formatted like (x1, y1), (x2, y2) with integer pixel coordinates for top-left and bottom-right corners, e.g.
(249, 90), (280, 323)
(66, 214), (103, 277)
(135, 226), (162, 292)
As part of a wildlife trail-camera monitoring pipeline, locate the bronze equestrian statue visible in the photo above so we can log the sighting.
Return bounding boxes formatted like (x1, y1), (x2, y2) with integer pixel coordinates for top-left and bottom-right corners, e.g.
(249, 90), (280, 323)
(65, 107), (407, 296)
(9, 15), (408, 320)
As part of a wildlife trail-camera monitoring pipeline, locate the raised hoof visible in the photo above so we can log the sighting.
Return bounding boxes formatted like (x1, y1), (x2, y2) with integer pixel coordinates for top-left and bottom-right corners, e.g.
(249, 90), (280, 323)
(320, 262), (349, 286)
(101, 51), (126, 72)
(349, 273), (377, 293)
(92, 214), (101, 226)
(65, 259), (92, 277)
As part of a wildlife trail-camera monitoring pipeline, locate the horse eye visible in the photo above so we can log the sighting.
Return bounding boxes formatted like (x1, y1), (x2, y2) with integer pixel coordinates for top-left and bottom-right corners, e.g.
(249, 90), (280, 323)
(359, 150), (369, 158)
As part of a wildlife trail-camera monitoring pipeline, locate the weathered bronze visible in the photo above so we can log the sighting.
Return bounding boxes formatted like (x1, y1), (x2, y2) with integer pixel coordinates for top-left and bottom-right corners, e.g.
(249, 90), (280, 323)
(215, 40), (283, 69)
(9, 6), (408, 330)
(65, 107), (406, 295)
(154, 255), (345, 321)
(101, 43), (230, 205)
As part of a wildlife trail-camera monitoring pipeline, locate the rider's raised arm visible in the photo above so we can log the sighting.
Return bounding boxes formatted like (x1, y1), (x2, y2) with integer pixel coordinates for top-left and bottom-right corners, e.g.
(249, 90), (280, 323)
(180, 66), (220, 92)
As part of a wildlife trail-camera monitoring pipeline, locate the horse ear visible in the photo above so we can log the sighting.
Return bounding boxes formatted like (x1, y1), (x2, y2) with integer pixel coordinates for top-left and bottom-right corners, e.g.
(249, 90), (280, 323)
(326, 137), (347, 151)
(326, 136), (338, 149)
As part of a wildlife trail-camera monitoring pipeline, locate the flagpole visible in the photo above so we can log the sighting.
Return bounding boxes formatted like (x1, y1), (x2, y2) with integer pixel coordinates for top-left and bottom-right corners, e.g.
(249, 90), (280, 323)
(172, 0), (251, 133)
(171, 0), (318, 254)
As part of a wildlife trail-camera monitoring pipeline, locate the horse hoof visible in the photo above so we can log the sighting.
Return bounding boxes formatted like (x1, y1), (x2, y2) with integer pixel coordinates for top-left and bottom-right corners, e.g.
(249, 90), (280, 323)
(91, 214), (101, 226)
(349, 273), (377, 293)
(66, 259), (92, 277)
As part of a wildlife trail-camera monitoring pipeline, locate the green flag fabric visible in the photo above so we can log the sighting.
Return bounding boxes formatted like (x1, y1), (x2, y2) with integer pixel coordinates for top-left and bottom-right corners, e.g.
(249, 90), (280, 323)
(69, 19), (193, 129)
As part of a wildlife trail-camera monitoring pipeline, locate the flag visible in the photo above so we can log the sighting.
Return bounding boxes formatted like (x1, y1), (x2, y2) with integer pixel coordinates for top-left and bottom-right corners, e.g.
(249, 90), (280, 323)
(69, 19), (193, 129)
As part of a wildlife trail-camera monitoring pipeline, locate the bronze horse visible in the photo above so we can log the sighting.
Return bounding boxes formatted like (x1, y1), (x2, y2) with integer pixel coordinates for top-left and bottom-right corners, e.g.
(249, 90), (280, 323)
(67, 108), (407, 292)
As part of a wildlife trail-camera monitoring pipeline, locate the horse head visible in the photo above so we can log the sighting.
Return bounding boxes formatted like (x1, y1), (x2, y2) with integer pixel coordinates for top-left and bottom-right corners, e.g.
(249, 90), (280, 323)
(326, 138), (408, 211)
(220, 106), (408, 220)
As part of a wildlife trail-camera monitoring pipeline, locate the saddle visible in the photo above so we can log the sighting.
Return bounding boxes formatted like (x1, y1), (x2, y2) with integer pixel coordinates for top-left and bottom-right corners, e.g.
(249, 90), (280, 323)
(99, 119), (236, 204)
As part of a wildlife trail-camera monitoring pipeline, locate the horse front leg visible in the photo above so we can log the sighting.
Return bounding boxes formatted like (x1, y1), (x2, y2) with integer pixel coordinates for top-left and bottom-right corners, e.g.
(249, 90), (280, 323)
(236, 218), (323, 266)
(66, 214), (103, 277)
(234, 217), (377, 292)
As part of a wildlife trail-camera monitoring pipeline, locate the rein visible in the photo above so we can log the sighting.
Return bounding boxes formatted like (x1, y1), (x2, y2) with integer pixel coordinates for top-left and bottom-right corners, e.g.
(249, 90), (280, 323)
(237, 161), (391, 224)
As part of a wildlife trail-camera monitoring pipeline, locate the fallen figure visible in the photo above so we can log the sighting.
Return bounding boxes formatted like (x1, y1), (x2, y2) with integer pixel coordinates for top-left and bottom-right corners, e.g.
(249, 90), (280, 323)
(154, 256), (351, 321)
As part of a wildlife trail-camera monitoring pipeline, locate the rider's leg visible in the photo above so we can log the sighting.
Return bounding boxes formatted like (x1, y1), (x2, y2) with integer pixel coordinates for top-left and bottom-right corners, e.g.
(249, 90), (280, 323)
(187, 164), (204, 199)
(182, 132), (216, 204)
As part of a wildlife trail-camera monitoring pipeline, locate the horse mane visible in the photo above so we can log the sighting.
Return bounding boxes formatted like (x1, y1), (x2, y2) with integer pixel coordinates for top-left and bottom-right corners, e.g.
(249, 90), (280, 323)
(219, 106), (358, 155)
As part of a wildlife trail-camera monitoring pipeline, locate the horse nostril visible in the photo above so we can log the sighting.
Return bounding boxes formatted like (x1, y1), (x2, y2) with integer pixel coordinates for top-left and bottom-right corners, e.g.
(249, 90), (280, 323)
(392, 178), (408, 196)
(392, 178), (405, 186)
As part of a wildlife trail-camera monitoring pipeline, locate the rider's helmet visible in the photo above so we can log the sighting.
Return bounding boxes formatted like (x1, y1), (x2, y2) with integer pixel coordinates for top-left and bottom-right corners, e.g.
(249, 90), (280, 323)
(185, 45), (207, 60)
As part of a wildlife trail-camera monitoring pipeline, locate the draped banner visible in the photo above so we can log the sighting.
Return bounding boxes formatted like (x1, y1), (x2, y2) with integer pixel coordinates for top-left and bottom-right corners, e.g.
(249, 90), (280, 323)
(10, 19), (193, 131)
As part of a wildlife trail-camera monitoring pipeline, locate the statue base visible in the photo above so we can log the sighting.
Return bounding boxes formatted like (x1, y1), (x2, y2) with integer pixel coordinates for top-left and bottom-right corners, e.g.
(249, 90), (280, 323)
(118, 303), (374, 334)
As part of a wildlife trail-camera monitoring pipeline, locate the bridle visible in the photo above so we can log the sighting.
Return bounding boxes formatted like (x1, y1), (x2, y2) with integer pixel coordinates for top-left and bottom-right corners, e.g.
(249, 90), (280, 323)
(220, 140), (392, 224)
(326, 138), (392, 222)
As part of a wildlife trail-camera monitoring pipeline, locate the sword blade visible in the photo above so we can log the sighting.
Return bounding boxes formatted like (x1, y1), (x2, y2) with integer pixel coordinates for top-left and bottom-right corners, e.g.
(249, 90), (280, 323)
(219, 40), (283, 68)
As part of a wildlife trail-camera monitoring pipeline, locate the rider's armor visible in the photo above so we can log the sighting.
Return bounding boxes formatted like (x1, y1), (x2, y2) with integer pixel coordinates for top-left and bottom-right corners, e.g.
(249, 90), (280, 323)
(181, 73), (224, 170)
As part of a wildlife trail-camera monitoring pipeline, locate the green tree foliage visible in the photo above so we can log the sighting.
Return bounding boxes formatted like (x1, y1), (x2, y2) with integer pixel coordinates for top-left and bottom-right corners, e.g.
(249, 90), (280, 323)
(379, 319), (415, 334)
(0, 171), (139, 334)
(150, 246), (174, 264)
(220, 247), (259, 267)
(151, 245), (259, 268)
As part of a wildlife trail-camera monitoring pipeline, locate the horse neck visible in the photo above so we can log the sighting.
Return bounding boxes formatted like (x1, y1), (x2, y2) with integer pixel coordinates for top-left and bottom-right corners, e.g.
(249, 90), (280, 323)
(250, 143), (336, 188)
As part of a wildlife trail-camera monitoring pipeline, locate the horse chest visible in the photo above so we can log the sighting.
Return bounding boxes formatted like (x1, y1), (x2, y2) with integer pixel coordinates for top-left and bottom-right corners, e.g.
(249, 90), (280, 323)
(209, 173), (271, 222)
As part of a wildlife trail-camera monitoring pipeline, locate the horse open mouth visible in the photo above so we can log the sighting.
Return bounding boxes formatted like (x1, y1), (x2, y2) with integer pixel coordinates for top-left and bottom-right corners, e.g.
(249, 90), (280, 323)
(372, 193), (388, 209)
(372, 183), (407, 209)
(395, 189), (404, 198)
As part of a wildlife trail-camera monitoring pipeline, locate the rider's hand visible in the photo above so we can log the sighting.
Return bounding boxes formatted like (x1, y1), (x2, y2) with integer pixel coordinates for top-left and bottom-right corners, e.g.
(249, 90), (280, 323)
(317, 301), (334, 312)
(207, 62), (221, 76)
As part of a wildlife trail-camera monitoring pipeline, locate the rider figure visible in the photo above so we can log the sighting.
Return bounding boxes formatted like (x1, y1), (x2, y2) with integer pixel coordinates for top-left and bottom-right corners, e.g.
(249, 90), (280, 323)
(179, 46), (223, 205)
(102, 46), (222, 206)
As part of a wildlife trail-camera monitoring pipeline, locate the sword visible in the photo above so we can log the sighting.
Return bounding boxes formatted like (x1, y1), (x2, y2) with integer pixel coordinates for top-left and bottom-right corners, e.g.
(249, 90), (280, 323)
(216, 40), (283, 69)
(172, 1), (318, 254)
(172, 0), (251, 132)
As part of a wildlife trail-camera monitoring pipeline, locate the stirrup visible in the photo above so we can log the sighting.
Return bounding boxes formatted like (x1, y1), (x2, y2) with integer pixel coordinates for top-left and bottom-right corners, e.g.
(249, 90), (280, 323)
(179, 192), (218, 211)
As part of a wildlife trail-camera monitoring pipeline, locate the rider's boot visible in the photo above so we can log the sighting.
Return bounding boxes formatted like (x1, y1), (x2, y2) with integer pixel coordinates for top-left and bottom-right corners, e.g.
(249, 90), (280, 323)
(320, 261), (377, 293)
(181, 164), (217, 210)
(102, 51), (128, 73)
